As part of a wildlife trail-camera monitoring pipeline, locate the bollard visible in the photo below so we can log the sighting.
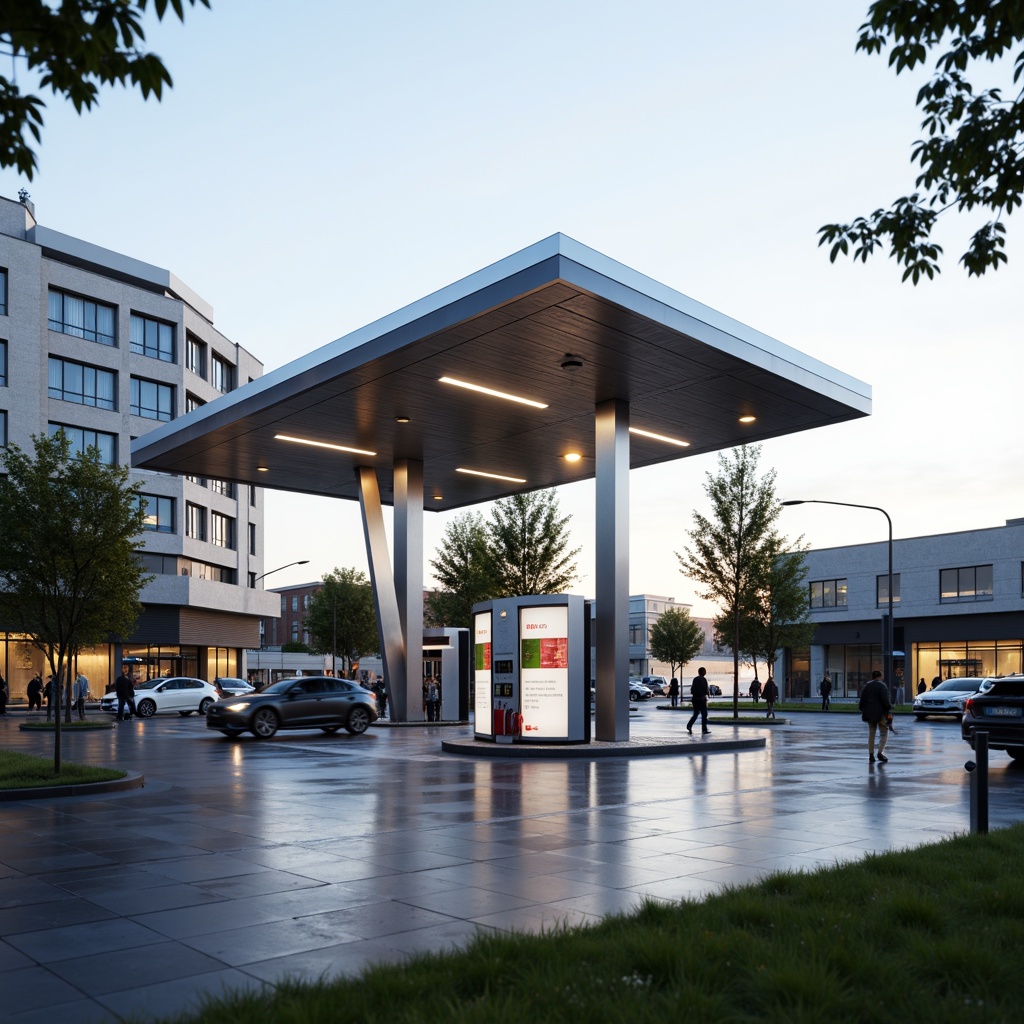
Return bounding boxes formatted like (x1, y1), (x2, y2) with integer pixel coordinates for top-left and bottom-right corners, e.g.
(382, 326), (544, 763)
(965, 730), (989, 834)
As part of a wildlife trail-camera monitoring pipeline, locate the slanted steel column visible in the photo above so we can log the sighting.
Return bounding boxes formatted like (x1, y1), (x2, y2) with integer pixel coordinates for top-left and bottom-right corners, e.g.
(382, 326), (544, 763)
(595, 397), (630, 741)
(356, 466), (409, 721)
(394, 458), (424, 722)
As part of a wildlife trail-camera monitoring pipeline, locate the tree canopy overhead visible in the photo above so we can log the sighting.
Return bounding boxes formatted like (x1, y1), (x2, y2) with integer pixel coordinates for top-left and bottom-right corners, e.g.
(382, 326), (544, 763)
(0, 0), (211, 179)
(819, 0), (1024, 282)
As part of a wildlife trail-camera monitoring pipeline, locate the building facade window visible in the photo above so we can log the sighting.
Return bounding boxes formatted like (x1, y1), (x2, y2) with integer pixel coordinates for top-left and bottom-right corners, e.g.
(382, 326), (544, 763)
(209, 478), (235, 498)
(185, 502), (206, 541)
(177, 557), (235, 583)
(291, 622), (299, 641)
(0, 268), (7, 315)
(250, 484), (257, 507)
(810, 578), (848, 609)
(48, 423), (117, 464)
(129, 313), (174, 362)
(130, 376), (174, 421)
(48, 356), (116, 409)
(137, 493), (174, 533)
(48, 289), (116, 345)
(249, 571), (257, 588)
(940, 564), (993, 603)
(248, 522), (256, 555)
(291, 596), (298, 612)
(210, 511), (234, 549)
(0, 339), (6, 386)
(185, 392), (205, 413)
(211, 353), (234, 393)
(185, 334), (206, 377)
(876, 573), (901, 606)
(0, 410), (6, 448)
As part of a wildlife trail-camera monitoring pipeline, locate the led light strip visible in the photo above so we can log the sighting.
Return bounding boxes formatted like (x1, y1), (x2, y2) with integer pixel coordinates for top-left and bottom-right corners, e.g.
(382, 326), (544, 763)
(456, 467), (527, 484)
(439, 376), (548, 409)
(629, 426), (690, 447)
(274, 434), (377, 457)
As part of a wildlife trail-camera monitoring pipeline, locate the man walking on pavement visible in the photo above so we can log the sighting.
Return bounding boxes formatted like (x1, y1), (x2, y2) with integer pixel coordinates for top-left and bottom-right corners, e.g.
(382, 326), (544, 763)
(859, 669), (892, 763)
(687, 667), (711, 735)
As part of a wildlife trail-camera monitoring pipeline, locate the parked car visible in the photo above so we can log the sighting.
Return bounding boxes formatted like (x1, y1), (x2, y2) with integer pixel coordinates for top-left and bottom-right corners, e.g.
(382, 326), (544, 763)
(629, 682), (653, 701)
(214, 677), (255, 697)
(641, 675), (668, 696)
(913, 677), (985, 720)
(100, 677), (221, 718)
(206, 675), (378, 738)
(961, 677), (1024, 760)
(708, 684), (722, 696)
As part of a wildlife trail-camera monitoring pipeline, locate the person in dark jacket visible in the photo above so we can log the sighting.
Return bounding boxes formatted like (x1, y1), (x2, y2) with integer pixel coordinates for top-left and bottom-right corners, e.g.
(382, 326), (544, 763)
(687, 667), (711, 735)
(859, 670), (892, 763)
(820, 672), (833, 710)
(668, 677), (680, 708)
(26, 674), (42, 712)
(115, 667), (137, 721)
(763, 675), (779, 719)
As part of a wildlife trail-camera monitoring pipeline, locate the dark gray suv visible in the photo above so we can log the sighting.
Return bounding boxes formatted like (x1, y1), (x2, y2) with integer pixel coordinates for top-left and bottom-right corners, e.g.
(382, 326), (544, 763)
(206, 675), (378, 739)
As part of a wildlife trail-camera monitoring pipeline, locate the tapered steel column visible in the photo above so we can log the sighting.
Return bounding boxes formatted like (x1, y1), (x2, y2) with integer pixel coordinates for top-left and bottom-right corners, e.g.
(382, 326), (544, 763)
(394, 458), (424, 722)
(595, 398), (630, 741)
(357, 466), (409, 721)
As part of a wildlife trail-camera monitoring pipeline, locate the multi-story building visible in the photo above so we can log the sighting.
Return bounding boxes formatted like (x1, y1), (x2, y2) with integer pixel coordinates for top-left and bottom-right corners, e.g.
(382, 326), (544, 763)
(0, 194), (278, 697)
(783, 518), (1024, 701)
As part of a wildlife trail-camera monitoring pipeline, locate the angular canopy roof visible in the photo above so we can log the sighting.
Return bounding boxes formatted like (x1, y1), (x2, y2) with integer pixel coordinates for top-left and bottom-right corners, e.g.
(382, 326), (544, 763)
(132, 234), (871, 510)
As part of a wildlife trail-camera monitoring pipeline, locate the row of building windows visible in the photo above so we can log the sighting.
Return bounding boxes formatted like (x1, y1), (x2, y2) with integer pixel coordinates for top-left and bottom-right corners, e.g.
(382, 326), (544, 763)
(137, 552), (238, 585)
(45, 355), (179, 422)
(810, 563), (1005, 609)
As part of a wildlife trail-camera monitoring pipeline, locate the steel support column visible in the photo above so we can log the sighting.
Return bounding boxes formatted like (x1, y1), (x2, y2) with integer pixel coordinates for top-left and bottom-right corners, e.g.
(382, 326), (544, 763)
(595, 398), (630, 741)
(394, 458), (424, 723)
(356, 466), (409, 721)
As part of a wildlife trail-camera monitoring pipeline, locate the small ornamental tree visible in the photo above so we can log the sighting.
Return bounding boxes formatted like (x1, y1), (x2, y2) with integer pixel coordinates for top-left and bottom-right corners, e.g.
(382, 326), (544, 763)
(426, 511), (493, 628)
(0, 433), (150, 772)
(648, 607), (705, 684)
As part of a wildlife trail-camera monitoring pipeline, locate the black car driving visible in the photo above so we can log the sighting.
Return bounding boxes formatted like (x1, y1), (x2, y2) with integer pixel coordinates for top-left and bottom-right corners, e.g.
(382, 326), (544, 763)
(206, 675), (378, 739)
(961, 677), (1024, 762)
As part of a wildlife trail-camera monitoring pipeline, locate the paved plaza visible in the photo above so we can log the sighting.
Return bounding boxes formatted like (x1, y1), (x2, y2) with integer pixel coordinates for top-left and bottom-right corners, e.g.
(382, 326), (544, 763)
(1, 707), (1023, 1023)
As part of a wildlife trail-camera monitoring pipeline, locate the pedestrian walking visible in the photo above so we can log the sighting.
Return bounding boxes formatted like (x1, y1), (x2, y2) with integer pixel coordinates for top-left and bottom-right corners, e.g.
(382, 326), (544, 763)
(44, 674), (55, 720)
(115, 667), (137, 721)
(820, 672), (832, 711)
(859, 670), (892, 764)
(763, 675), (779, 719)
(26, 673), (42, 712)
(72, 672), (90, 720)
(749, 678), (762, 703)
(668, 677), (680, 708)
(687, 667), (711, 735)
(425, 676), (441, 722)
(0, 671), (7, 715)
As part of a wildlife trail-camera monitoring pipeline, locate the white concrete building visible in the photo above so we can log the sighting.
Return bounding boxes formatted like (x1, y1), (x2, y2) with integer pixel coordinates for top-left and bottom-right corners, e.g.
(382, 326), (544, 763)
(0, 194), (278, 697)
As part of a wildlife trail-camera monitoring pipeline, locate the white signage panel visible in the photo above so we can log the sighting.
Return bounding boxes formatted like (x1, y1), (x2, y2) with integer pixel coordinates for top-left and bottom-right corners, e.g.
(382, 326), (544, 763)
(519, 604), (569, 739)
(474, 611), (492, 736)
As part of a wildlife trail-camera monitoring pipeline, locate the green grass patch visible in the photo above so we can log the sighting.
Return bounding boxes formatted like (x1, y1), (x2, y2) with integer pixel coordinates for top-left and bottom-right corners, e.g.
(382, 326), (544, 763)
(0, 749), (125, 789)
(166, 824), (1024, 1023)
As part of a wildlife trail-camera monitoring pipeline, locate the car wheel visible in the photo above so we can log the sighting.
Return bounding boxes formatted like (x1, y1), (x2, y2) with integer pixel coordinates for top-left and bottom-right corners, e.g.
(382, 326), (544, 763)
(321, 724), (341, 734)
(137, 699), (157, 719)
(199, 698), (214, 714)
(346, 706), (371, 735)
(178, 710), (193, 717)
(629, 691), (639, 701)
(220, 729), (243, 739)
(251, 707), (279, 738)
(1007, 747), (1024, 762)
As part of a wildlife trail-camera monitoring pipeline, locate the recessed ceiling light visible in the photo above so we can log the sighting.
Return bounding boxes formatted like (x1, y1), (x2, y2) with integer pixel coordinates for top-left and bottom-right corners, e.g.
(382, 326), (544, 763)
(274, 434), (377, 457)
(456, 467), (527, 484)
(433, 495), (443, 501)
(564, 452), (582, 463)
(739, 415), (756, 424)
(394, 415), (411, 423)
(439, 376), (548, 409)
(257, 466), (269, 473)
(629, 427), (690, 447)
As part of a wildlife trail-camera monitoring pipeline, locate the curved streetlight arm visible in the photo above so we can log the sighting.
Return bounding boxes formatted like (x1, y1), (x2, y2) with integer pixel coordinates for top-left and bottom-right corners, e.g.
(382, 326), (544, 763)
(782, 499), (895, 700)
(254, 559), (309, 583)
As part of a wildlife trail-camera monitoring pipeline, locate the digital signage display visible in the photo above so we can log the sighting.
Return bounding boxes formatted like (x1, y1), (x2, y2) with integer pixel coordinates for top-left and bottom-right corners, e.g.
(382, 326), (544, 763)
(519, 604), (569, 739)
(474, 611), (492, 736)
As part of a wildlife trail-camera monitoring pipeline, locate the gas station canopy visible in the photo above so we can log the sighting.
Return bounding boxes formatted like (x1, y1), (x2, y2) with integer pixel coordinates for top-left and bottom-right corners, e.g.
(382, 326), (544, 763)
(131, 233), (870, 509)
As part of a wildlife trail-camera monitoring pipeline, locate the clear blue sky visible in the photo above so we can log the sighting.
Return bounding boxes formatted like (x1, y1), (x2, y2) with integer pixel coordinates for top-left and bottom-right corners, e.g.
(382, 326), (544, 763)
(3, 0), (1020, 612)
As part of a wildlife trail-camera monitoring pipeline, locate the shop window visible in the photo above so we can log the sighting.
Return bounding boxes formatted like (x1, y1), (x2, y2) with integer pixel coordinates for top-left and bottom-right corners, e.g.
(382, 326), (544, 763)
(940, 564), (993, 602)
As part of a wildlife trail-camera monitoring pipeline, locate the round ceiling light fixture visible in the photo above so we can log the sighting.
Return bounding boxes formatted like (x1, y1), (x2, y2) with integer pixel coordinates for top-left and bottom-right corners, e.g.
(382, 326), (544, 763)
(394, 415), (411, 423)
(564, 452), (582, 463)
(560, 353), (584, 371)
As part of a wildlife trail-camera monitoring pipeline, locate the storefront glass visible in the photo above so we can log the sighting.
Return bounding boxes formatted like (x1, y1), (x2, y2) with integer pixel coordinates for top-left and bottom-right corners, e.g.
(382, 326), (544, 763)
(915, 640), (1023, 684)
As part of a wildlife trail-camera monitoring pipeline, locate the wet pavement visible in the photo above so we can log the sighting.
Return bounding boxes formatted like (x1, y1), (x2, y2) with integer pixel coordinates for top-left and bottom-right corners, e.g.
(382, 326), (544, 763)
(1, 706), (1023, 1023)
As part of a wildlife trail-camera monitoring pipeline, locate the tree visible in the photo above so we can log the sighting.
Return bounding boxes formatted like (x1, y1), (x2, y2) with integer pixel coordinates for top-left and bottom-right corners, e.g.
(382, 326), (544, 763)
(426, 511), (492, 629)
(0, 432), (149, 771)
(648, 607), (705, 684)
(487, 489), (581, 597)
(304, 567), (378, 677)
(1, 0), (211, 179)
(819, 0), (1024, 281)
(676, 445), (779, 719)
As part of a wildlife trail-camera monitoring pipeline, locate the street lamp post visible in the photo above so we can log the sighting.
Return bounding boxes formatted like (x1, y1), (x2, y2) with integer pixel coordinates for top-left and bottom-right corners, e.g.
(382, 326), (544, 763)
(782, 500), (894, 701)
(254, 559), (309, 583)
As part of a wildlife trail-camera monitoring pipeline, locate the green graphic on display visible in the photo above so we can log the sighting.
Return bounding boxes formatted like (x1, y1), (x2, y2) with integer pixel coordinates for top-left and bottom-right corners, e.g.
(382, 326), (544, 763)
(475, 643), (489, 671)
(521, 638), (541, 669)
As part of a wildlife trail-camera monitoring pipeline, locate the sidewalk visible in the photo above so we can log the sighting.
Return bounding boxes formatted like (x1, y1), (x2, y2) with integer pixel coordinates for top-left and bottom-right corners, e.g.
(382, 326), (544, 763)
(1, 709), (1022, 1023)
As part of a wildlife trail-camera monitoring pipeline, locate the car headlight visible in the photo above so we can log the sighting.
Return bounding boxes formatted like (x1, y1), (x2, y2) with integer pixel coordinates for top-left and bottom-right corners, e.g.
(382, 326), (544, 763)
(225, 702), (249, 712)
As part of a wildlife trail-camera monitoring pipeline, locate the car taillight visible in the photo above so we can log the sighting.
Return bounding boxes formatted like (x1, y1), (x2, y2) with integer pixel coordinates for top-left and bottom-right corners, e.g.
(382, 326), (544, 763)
(964, 698), (975, 715)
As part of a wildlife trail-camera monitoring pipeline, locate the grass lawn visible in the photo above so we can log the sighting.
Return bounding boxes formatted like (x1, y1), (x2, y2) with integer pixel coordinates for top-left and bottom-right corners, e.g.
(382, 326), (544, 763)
(171, 824), (1024, 1023)
(0, 749), (125, 789)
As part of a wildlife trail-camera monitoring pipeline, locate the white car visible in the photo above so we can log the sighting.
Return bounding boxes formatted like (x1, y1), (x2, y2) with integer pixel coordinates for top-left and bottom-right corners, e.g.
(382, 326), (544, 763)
(913, 678), (984, 720)
(100, 677), (222, 718)
(629, 682), (653, 701)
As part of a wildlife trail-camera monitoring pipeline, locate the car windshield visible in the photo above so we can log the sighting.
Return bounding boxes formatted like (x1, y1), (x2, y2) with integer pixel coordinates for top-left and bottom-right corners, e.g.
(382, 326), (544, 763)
(134, 679), (161, 690)
(933, 679), (979, 692)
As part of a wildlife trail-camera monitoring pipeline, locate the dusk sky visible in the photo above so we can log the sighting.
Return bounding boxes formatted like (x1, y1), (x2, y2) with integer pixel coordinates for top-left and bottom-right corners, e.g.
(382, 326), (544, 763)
(3, 0), (1019, 614)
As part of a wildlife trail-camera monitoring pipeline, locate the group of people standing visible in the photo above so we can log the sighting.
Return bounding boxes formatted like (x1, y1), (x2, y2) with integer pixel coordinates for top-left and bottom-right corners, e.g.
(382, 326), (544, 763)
(21, 671), (92, 720)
